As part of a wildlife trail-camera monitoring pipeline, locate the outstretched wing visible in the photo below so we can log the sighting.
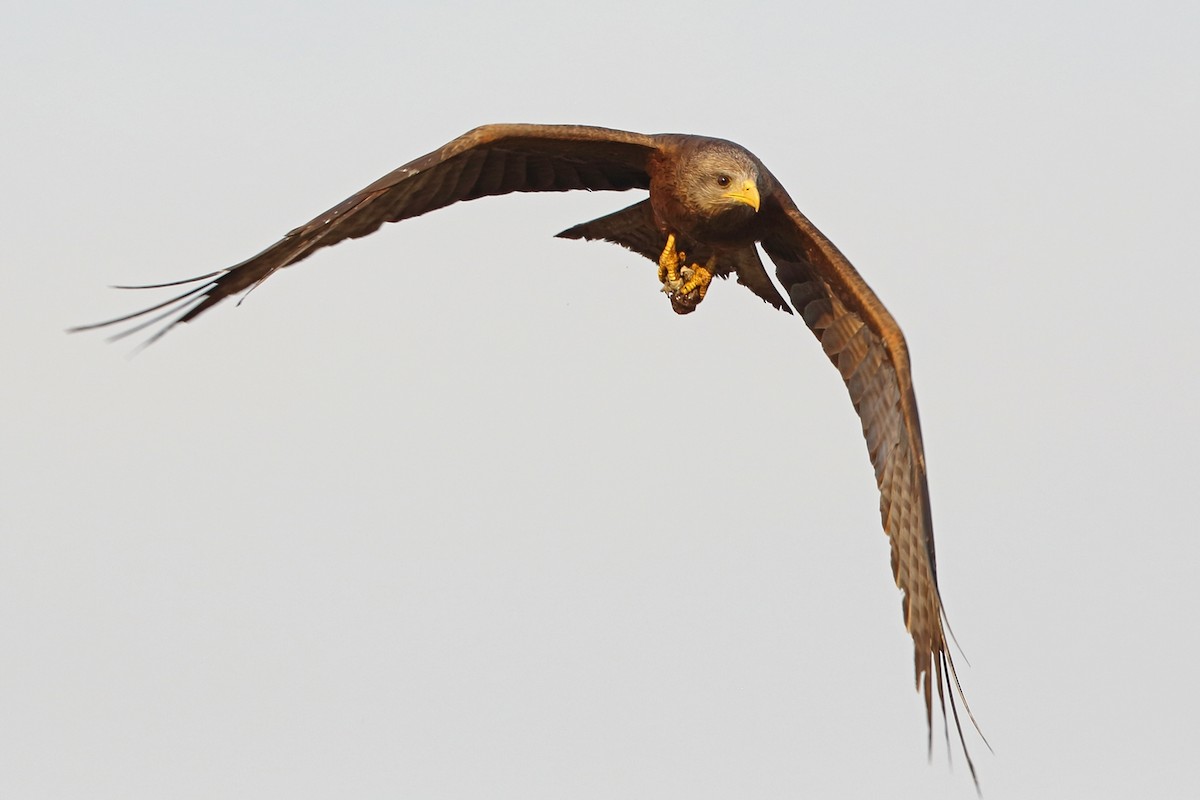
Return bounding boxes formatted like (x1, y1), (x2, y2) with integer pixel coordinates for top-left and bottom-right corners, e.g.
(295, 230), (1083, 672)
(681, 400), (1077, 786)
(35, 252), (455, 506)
(72, 124), (659, 342)
(758, 185), (984, 788)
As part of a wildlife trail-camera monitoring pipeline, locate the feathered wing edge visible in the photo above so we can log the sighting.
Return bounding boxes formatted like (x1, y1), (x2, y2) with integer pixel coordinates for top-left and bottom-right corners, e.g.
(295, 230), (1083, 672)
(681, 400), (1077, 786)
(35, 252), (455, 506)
(68, 223), (356, 345)
(71, 123), (660, 343)
(69, 270), (226, 344)
(760, 190), (988, 792)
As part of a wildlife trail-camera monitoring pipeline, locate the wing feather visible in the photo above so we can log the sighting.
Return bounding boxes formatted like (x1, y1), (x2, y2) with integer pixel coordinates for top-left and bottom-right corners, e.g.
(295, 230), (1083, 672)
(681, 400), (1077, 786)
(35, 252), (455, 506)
(760, 187), (985, 789)
(72, 124), (658, 340)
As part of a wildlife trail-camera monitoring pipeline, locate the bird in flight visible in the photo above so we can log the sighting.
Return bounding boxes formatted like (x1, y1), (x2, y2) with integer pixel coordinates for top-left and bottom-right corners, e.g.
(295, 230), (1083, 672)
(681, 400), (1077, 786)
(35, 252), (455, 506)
(74, 123), (984, 785)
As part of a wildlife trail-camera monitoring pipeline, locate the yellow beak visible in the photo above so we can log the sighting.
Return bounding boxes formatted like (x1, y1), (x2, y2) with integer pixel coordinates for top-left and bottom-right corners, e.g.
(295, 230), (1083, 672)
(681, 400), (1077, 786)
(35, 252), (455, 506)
(723, 179), (761, 212)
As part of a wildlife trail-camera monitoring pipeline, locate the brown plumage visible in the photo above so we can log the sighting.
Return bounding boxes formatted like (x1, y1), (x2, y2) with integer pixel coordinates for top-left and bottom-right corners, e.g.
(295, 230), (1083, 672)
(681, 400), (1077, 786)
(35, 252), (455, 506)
(74, 123), (984, 785)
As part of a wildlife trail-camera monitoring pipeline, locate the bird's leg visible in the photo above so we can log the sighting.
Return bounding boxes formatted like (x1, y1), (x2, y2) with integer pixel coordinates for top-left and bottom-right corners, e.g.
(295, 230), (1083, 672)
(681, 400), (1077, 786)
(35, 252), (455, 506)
(657, 233), (685, 291)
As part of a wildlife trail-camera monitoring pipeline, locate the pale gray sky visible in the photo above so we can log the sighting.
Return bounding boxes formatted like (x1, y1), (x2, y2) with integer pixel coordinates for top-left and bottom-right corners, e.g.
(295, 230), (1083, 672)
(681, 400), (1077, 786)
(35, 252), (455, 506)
(4, 2), (1199, 798)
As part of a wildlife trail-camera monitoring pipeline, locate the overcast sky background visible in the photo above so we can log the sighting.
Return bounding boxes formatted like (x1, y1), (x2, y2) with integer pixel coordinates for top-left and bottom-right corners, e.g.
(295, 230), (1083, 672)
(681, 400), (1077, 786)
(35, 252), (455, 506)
(4, 2), (1198, 798)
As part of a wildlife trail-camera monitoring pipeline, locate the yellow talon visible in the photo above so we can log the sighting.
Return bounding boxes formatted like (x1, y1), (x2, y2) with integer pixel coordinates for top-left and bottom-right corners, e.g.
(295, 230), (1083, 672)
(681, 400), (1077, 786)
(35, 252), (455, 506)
(677, 264), (713, 300)
(658, 233), (683, 286)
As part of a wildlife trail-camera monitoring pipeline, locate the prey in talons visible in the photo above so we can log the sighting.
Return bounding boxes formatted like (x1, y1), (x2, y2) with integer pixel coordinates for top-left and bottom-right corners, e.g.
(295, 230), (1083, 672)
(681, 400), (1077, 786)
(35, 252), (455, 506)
(657, 233), (715, 315)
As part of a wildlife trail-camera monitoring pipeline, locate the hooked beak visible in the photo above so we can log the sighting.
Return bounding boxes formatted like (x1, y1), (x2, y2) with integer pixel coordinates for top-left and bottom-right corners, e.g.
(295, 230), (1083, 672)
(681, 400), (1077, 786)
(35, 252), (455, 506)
(723, 179), (761, 212)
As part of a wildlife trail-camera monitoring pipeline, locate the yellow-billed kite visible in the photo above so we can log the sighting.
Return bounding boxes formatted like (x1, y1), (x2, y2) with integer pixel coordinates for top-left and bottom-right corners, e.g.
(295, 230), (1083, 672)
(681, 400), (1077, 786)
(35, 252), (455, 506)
(75, 124), (984, 786)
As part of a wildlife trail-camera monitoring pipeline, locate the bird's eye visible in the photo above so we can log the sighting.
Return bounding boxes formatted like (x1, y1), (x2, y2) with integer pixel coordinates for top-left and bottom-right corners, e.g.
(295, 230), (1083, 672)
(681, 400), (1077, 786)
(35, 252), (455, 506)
(716, 174), (731, 187)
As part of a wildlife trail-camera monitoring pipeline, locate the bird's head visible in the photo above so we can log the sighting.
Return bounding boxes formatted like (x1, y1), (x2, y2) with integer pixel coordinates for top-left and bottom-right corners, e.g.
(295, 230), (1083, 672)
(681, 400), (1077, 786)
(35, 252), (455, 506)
(681, 142), (764, 221)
